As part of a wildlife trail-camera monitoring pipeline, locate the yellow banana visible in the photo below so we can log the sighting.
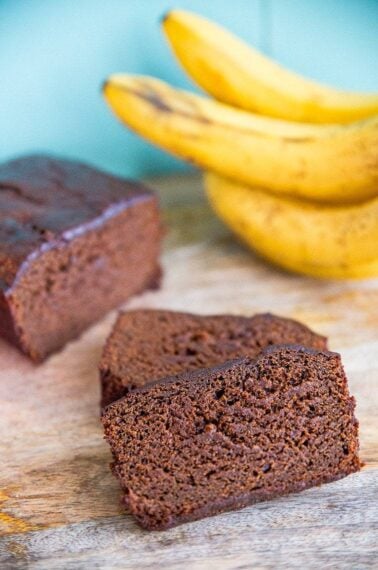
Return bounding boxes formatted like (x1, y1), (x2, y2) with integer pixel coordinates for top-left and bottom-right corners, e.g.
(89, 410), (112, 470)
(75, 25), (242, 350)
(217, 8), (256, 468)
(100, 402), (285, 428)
(163, 9), (378, 125)
(205, 172), (378, 279)
(301, 258), (378, 280)
(103, 74), (378, 204)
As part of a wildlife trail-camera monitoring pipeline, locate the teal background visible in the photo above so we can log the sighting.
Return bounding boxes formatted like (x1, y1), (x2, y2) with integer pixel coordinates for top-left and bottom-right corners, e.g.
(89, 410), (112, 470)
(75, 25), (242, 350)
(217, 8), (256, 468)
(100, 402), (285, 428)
(1, 0), (377, 178)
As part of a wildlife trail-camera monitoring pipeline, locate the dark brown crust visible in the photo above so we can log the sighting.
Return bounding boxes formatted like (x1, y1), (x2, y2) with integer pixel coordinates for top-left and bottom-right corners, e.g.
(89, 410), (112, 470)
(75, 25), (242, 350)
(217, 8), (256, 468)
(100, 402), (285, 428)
(102, 345), (360, 530)
(0, 289), (21, 349)
(100, 310), (327, 406)
(108, 343), (327, 400)
(0, 155), (155, 290)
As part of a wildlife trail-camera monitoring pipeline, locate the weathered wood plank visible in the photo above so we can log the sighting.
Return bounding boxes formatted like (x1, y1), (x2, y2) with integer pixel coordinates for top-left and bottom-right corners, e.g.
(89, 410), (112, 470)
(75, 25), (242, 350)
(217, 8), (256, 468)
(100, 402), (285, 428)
(1, 469), (377, 569)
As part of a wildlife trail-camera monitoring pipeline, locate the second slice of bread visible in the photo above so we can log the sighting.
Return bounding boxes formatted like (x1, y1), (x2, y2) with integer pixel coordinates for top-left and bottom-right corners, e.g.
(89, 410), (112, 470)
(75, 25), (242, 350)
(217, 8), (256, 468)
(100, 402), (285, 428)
(100, 310), (327, 406)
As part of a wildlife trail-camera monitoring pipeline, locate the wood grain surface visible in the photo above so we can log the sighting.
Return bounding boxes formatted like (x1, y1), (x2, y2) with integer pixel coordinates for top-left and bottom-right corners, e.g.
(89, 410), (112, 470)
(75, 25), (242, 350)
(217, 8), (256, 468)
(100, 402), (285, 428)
(1, 174), (377, 569)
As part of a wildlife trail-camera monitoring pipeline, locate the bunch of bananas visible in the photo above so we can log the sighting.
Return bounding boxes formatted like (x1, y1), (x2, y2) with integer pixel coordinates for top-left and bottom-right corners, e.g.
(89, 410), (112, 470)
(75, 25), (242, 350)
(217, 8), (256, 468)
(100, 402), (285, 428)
(103, 9), (378, 278)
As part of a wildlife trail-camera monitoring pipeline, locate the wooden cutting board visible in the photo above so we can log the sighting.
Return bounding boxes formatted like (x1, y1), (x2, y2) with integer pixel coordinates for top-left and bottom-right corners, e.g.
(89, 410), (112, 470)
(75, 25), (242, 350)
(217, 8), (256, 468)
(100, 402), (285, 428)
(1, 174), (377, 569)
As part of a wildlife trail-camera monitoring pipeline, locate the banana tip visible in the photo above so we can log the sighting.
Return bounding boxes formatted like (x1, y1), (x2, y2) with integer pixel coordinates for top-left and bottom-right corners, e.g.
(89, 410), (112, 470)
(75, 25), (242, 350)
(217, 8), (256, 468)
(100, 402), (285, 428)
(101, 79), (109, 94)
(160, 9), (173, 26)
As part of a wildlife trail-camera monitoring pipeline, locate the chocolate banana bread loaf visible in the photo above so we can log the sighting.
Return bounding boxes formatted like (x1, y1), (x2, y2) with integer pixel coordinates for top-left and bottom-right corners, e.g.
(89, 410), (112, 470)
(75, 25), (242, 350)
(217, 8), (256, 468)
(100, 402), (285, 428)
(0, 155), (161, 361)
(100, 309), (327, 406)
(102, 345), (360, 530)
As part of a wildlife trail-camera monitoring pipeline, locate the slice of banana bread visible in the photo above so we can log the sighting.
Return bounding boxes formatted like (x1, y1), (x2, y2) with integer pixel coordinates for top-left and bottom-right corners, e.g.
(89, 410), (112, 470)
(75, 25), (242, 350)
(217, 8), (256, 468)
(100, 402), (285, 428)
(102, 345), (360, 530)
(100, 310), (327, 406)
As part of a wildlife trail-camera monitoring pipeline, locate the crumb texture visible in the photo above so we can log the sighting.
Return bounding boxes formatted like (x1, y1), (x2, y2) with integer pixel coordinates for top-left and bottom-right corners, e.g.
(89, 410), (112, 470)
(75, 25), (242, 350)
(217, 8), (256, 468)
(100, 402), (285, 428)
(100, 310), (327, 406)
(102, 345), (360, 530)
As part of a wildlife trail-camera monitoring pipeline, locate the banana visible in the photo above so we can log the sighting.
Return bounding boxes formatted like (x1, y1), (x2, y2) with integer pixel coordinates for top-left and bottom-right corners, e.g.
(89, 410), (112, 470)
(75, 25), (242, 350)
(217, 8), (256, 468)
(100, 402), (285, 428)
(162, 9), (378, 125)
(205, 172), (378, 279)
(103, 75), (378, 204)
(302, 258), (378, 280)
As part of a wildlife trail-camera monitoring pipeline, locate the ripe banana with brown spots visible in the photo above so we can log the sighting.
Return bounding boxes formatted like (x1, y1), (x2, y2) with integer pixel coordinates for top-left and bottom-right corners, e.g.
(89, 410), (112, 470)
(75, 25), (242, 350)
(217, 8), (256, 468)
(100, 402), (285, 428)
(163, 9), (378, 124)
(205, 172), (378, 279)
(103, 74), (378, 204)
